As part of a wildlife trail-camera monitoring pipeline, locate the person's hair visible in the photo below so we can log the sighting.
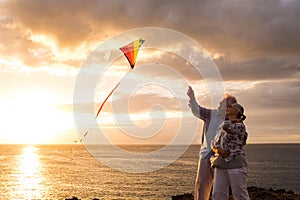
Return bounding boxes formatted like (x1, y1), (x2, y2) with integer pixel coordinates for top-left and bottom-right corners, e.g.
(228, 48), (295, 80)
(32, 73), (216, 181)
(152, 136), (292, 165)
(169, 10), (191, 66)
(224, 93), (237, 106)
(232, 103), (246, 121)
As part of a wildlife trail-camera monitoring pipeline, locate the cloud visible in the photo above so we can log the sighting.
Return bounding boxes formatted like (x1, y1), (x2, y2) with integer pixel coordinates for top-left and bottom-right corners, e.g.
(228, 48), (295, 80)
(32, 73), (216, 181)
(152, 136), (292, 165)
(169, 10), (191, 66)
(215, 56), (300, 81)
(180, 0), (300, 58)
(112, 93), (182, 113)
(0, 15), (55, 67)
(1, 0), (300, 71)
(0, 67), (75, 104)
(1, 0), (300, 143)
(229, 80), (300, 110)
(2, 0), (300, 58)
(66, 92), (186, 115)
(1, 0), (91, 47)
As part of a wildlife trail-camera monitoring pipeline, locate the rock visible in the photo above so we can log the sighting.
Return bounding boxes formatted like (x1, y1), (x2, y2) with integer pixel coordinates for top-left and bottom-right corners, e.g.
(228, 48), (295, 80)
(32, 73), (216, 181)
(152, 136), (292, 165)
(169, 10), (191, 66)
(65, 197), (80, 200)
(275, 189), (286, 193)
(287, 190), (295, 195)
(65, 197), (99, 200)
(172, 193), (194, 200)
(172, 187), (300, 200)
(65, 187), (300, 200)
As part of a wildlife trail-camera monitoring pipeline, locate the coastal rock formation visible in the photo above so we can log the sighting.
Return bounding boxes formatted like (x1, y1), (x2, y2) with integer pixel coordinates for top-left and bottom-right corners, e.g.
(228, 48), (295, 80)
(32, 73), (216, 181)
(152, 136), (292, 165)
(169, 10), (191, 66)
(172, 187), (299, 200)
(65, 197), (99, 200)
(65, 187), (299, 200)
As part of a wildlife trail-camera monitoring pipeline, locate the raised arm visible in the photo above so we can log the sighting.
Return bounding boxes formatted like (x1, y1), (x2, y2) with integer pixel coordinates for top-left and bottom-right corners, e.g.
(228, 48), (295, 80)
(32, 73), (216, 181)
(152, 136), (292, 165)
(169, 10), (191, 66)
(187, 86), (200, 118)
(187, 86), (196, 101)
(187, 86), (211, 120)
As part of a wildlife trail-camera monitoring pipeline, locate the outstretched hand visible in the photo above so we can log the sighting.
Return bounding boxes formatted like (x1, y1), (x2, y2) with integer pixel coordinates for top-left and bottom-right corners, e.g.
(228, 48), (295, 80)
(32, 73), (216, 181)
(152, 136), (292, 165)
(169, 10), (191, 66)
(187, 86), (195, 101)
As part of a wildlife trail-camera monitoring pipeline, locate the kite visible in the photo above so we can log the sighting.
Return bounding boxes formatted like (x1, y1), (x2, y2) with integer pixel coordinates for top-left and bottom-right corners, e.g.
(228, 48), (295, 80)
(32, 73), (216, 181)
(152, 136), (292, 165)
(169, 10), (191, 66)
(95, 38), (145, 117)
(78, 38), (145, 143)
(119, 38), (145, 69)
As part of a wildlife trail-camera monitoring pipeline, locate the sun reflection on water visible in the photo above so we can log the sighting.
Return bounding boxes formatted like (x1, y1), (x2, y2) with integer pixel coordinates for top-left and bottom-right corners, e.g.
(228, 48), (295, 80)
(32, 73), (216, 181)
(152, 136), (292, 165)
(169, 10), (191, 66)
(14, 146), (44, 199)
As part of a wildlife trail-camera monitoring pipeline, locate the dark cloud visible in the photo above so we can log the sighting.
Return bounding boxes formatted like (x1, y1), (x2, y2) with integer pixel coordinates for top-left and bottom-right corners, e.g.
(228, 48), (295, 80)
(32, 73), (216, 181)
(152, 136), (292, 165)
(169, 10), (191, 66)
(1, 0), (93, 48)
(181, 0), (300, 58)
(215, 56), (300, 81)
(2, 0), (300, 58)
(228, 79), (300, 139)
(230, 80), (300, 110)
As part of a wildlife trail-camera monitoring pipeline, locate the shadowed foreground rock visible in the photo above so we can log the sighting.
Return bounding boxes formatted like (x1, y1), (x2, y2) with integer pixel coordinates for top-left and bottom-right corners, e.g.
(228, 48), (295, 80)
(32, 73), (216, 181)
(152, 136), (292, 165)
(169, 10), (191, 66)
(65, 187), (299, 200)
(65, 197), (99, 200)
(172, 186), (299, 200)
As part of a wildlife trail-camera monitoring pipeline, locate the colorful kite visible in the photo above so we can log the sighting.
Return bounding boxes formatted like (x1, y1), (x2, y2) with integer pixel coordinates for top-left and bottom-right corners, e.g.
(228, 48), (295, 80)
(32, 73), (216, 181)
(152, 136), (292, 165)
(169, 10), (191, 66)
(78, 38), (144, 143)
(95, 38), (144, 117)
(119, 38), (145, 69)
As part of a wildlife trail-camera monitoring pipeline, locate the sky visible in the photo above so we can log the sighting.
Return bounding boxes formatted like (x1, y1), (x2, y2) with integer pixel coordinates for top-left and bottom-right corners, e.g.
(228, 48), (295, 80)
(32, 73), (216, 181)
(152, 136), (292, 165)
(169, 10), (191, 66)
(0, 0), (299, 144)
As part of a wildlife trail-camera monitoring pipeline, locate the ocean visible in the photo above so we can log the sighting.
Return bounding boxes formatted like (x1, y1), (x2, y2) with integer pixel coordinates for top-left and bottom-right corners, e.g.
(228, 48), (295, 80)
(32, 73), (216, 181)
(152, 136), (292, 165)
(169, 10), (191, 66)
(0, 144), (299, 199)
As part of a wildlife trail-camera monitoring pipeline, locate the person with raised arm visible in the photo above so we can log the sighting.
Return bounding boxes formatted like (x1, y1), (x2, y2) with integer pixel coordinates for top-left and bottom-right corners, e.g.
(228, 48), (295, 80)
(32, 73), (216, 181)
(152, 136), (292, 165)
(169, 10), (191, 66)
(187, 86), (237, 200)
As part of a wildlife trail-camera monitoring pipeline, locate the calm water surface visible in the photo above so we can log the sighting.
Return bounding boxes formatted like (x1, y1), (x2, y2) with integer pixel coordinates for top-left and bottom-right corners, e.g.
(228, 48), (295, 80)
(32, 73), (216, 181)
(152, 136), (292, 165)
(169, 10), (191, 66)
(0, 144), (299, 199)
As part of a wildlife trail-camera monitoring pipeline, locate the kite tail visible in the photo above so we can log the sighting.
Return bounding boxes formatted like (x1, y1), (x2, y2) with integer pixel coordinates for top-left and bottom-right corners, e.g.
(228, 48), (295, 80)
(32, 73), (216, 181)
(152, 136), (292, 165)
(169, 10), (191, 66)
(96, 82), (121, 118)
(77, 38), (144, 144)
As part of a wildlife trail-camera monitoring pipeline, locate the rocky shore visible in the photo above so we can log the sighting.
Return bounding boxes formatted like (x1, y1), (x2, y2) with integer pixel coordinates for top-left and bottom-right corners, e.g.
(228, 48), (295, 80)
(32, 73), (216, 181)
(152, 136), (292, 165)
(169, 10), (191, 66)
(65, 186), (299, 200)
(172, 186), (299, 200)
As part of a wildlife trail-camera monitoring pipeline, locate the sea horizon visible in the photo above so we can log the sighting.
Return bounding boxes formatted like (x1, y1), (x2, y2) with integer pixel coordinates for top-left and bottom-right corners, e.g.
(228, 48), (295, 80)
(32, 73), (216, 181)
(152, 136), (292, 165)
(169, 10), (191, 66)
(0, 143), (299, 199)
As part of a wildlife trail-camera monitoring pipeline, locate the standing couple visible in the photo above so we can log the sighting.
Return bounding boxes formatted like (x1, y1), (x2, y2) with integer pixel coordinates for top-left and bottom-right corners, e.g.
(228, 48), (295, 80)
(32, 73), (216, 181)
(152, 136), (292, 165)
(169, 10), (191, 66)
(187, 86), (250, 200)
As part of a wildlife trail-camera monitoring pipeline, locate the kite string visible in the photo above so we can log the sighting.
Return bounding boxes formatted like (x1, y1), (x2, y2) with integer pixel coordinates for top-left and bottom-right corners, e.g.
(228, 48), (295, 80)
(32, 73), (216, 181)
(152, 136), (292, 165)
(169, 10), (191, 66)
(95, 82), (120, 118)
(95, 69), (132, 117)
(79, 83), (120, 142)
(80, 70), (132, 142)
